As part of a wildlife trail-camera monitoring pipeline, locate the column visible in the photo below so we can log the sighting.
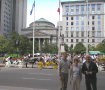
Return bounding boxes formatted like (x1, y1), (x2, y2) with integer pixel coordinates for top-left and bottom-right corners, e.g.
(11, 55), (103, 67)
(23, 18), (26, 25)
(39, 38), (41, 51)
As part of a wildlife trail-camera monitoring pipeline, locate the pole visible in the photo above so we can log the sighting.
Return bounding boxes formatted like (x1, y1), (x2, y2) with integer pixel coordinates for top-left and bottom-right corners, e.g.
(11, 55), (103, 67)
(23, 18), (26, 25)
(86, 0), (88, 55)
(33, 0), (35, 58)
(58, 0), (61, 55)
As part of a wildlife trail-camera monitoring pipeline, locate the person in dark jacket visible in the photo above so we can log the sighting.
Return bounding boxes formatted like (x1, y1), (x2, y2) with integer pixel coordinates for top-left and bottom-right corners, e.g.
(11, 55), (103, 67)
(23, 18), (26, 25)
(82, 55), (98, 90)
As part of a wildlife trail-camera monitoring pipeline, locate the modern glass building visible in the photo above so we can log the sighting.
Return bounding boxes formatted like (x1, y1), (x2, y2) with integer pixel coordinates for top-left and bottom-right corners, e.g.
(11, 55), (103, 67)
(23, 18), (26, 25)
(0, 0), (27, 36)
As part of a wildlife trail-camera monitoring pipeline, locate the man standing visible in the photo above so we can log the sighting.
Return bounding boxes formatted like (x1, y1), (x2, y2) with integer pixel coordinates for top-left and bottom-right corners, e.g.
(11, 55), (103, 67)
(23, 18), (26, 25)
(58, 52), (70, 90)
(82, 55), (98, 90)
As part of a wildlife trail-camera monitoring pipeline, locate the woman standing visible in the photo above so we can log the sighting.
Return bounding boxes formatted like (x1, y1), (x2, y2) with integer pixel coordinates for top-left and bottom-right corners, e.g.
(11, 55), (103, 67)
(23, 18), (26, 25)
(70, 57), (82, 90)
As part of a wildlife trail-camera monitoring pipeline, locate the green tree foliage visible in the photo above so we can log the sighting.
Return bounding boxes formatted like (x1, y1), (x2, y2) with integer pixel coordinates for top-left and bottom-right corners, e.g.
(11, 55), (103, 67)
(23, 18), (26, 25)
(7, 31), (34, 55)
(41, 40), (58, 54)
(64, 44), (69, 52)
(50, 44), (58, 54)
(88, 44), (96, 51)
(0, 36), (9, 54)
(68, 47), (74, 55)
(96, 40), (105, 53)
(73, 42), (86, 54)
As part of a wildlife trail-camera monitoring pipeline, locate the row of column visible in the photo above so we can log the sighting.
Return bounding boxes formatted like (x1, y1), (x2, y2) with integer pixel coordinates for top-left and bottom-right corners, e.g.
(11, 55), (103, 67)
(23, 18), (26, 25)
(38, 38), (51, 51)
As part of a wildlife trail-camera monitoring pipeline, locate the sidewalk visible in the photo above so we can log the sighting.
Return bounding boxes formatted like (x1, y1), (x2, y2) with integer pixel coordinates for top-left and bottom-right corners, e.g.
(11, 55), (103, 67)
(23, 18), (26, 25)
(0, 86), (49, 90)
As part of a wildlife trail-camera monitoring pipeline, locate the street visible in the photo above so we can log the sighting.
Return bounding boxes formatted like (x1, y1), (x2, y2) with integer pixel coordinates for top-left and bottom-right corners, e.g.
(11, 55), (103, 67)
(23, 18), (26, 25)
(0, 67), (105, 90)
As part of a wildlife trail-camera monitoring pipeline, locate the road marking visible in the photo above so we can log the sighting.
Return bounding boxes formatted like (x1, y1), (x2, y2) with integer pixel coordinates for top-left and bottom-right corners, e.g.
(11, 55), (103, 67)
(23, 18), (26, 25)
(23, 77), (52, 81)
(29, 73), (53, 76)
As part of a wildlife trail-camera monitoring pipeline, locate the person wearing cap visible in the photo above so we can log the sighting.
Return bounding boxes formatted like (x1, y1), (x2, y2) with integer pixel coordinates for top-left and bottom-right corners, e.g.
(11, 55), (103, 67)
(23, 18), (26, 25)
(58, 52), (70, 90)
(82, 55), (98, 90)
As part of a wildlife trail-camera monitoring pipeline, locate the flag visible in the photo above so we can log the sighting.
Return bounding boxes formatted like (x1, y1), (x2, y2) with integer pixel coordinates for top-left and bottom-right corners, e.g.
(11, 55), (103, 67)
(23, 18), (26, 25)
(57, 0), (60, 15)
(57, 8), (60, 15)
(30, 1), (35, 15)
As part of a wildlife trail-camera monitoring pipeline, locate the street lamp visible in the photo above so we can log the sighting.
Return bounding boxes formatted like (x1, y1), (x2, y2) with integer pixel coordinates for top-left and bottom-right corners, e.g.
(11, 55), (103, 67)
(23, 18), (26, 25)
(16, 39), (19, 58)
(86, 0), (89, 55)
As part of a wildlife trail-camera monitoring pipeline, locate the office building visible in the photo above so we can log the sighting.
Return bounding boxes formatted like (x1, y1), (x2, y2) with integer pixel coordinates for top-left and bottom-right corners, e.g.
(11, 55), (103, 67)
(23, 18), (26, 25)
(0, 0), (27, 36)
(60, 0), (105, 48)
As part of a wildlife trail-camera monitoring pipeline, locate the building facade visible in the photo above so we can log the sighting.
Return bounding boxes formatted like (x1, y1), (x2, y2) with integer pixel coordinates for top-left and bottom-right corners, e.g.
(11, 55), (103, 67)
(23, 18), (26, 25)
(60, 0), (105, 48)
(0, 0), (27, 36)
(21, 18), (58, 51)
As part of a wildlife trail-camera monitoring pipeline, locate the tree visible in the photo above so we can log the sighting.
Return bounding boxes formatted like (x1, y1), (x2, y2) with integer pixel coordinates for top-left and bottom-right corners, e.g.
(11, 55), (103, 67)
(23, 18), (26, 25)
(0, 36), (9, 55)
(73, 42), (86, 54)
(50, 44), (58, 54)
(64, 44), (69, 52)
(88, 44), (96, 51)
(96, 42), (105, 53)
(68, 47), (74, 55)
(6, 31), (34, 55)
(41, 40), (50, 53)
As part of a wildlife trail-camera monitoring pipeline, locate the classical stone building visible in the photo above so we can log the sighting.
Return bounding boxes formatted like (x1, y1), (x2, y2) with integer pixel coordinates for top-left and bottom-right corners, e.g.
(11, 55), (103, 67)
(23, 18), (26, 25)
(21, 18), (58, 51)
(59, 0), (105, 48)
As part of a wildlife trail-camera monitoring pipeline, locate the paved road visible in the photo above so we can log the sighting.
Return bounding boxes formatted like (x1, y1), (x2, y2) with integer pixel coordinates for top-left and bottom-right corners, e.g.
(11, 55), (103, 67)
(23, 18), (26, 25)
(0, 67), (105, 90)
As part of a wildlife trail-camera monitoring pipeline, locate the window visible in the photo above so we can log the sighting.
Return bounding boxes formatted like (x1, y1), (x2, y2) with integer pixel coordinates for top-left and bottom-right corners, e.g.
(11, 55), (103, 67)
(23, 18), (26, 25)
(98, 15), (101, 19)
(71, 17), (73, 20)
(71, 44), (73, 48)
(87, 5), (90, 11)
(76, 11), (79, 15)
(92, 39), (95, 43)
(76, 21), (79, 25)
(66, 22), (68, 26)
(76, 27), (79, 31)
(76, 5), (79, 14)
(88, 21), (89, 25)
(70, 12), (74, 15)
(81, 27), (84, 31)
(65, 31), (68, 37)
(92, 21), (94, 25)
(76, 39), (79, 43)
(81, 39), (84, 42)
(81, 31), (84, 37)
(71, 39), (73, 42)
(92, 16), (95, 19)
(88, 39), (89, 42)
(65, 12), (68, 15)
(66, 17), (68, 20)
(92, 27), (95, 30)
(81, 21), (84, 25)
(97, 38), (101, 42)
(81, 16), (84, 20)
(71, 32), (74, 37)
(71, 22), (73, 25)
(76, 31), (79, 37)
(97, 26), (101, 31)
(66, 39), (68, 42)
(71, 27), (74, 31)
(65, 6), (69, 11)
(98, 21), (101, 25)
(66, 27), (68, 30)
(76, 5), (79, 10)
(92, 4), (95, 11)
(97, 31), (101, 37)
(97, 4), (101, 10)
(76, 16), (79, 20)
(70, 6), (74, 10)
(81, 5), (84, 11)
(92, 31), (95, 37)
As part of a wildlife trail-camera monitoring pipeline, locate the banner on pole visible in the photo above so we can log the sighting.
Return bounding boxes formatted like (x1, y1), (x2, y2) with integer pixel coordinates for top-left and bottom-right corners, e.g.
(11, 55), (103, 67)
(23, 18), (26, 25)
(30, 1), (35, 15)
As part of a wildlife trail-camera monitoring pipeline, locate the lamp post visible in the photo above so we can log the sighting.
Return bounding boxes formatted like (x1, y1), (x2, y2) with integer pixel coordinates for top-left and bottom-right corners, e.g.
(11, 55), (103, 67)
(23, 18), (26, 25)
(16, 39), (19, 58)
(86, 0), (89, 55)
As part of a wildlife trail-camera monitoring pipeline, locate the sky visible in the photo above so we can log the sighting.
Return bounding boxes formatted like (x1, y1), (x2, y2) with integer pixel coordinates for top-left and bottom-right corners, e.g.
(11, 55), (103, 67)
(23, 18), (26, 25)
(27, 0), (84, 27)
